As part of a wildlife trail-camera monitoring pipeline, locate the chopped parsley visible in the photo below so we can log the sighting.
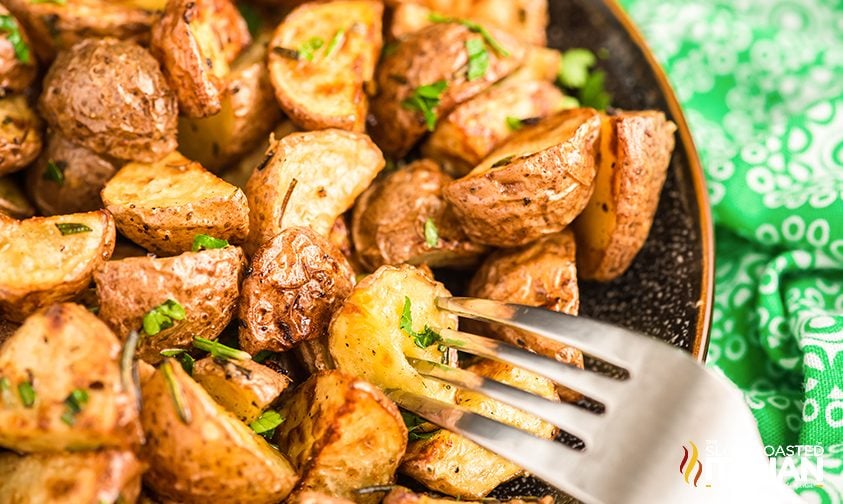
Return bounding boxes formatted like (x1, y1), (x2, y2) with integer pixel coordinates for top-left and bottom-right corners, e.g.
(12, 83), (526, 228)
(465, 38), (489, 81)
(401, 80), (447, 131)
(428, 13), (510, 57)
(557, 48), (612, 110)
(160, 349), (196, 375)
(161, 360), (191, 424)
(423, 218), (438, 248)
(18, 381), (35, 408)
(250, 409), (284, 439)
(191, 234), (228, 252)
(401, 410), (439, 441)
(43, 160), (66, 185)
(0, 15), (31, 64)
(298, 36), (324, 61)
(192, 337), (251, 361)
(60, 388), (89, 426)
(324, 29), (345, 58)
(400, 297), (442, 349)
(0, 377), (8, 391)
(142, 299), (185, 336)
(491, 155), (515, 168)
(55, 222), (92, 235)
(578, 70), (612, 111)
(506, 116), (523, 131)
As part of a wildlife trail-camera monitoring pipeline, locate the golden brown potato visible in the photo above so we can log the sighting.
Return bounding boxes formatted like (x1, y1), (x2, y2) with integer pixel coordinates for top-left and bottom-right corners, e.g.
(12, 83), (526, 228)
(287, 492), (355, 504)
(275, 370), (407, 502)
(141, 359), (299, 503)
(39, 38), (178, 163)
(0, 6), (37, 93)
(101, 151), (250, 256)
(0, 175), (34, 218)
(0, 210), (115, 322)
(221, 120), (298, 190)
(401, 360), (558, 498)
(268, 0), (383, 132)
(352, 159), (486, 270)
(370, 22), (525, 156)
(0, 450), (143, 504)
(192, 356), (291, 423)
(509, 45), (562, 83)
(239, 226), (355, 354)
(26, 130), (118, 216)
(329, 264), (457, 403)
(244, 129), (384, 253)
(151, 0), (251, 117)
(387, 2), (432, 40)
(0, 94), (42, 176)
(575, 111), (676, 280)
(93, 246), (247, 363)
(443, 108), (601, 248)
(0, 303), (142, 452)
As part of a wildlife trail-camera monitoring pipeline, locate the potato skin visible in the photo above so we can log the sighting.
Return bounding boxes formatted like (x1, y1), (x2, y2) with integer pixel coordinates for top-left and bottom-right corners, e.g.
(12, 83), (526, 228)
(93, 246), (247, 363)
(444, 108), (601, 248)
(0, 94), (43, 176)
(370, 22), (525, 157)
(239, 226), (355, 354)
(0, 450), (143, 504)
(575, 111), (677, 281)
(39, 38), (178, 162)
(192, 357), (291, 423)
(352, 159), (486, 270)
(0, 6), (37, 93)
(0, 210), (116, 322)
(0, 175), (34, 218)
(275, 370), (407, 502)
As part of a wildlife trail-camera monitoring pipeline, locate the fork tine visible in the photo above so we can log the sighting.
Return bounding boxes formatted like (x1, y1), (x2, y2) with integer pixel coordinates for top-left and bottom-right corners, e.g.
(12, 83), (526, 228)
(410, 358), (601, 443)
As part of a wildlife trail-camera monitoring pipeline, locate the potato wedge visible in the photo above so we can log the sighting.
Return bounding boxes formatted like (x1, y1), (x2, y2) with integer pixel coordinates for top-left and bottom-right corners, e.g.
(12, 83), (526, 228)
(192, 356), (291, 423)
(401, 359), (558, 498)
(575, 111), (677, 281)
(370, 22), (525, 156)
(26, 130), (118, 216)
(329, 264), (457, 402)
(239, 226), (355, 354)
(0, 303), (142, 452)
(0, 94), (42, 176)
(0, 6), (37, 93)
(102, 151), (250, 256)
(0, 175), (34, 218)
(267, 0), (382, 132)
(423, 79), (568, 177)
(39, 38), (178, 163)
(444, 108), (601, 248)
(141, 359), (299, 503)
(275, 370), (407, 502)
(0, 210), (115, 322)
(0, 450), (143, 504)
(151, 0), (251, 117)
(244, 129), (384, 253)
(352, 159), (486, 270)
(383, 487), (554, 504)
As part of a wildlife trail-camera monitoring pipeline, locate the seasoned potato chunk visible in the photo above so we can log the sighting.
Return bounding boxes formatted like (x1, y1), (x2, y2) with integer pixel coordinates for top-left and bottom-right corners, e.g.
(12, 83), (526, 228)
(329, 264), (457, 402)
(0, 94), (42, 176)
(239, 226), (355, 354)
(275, 370), (407, 502)
(352, 159), (486, 270)
(401, 360), (558, 498)
(0, 450), (143, 504)
(0, 303), (141, 452)
(0, 6), (37, 92)
(509, 45), (562, 83)
(575, 111), (676, 280)
(151, 0), (251, 117)
(383, 487), (554, 504)
(0, 210), (115, 321)
(141, 359), (299, 503)
(192, 357), (291, 423)
(0, 175), (34, 218)
(93, 246), (247, 363)
(244, 129), (384, 253)
(268, 0), (382, 132)
(444, 108), (601, 248)
(101, 151), (250, 256)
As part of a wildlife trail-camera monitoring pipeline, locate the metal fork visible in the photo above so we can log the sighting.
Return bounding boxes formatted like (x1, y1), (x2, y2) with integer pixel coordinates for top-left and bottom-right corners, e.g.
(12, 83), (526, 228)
(389, 297), (803, 504)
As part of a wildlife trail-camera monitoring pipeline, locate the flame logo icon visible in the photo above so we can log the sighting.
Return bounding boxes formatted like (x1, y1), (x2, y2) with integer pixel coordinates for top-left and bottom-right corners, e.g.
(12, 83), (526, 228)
(679, 441), (703, 487)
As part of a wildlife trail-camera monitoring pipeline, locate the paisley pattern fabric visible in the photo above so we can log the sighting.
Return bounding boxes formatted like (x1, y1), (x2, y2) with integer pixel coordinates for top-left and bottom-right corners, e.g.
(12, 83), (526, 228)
(619, 0), (843, 498)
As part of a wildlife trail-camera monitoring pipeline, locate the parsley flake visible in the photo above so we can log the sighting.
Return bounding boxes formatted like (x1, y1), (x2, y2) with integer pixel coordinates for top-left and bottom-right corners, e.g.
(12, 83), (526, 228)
(401, 410), (439, 441)
(400, 297), (443, 349)
(55, 223), (92, 235)
(0, 15), (31, 64)
(558, 48), (596, 88)
(250, 409), (284, 439)
(142, 299), (185, 336)
(298, 37), (324, 61)
(191, 234), (228, 251)
(578, 69), (612, 111)
(557, 49), (612, 110)
(506, 116), (523, 131)
(60, 388), (89, 426)
(429, 13), (510, 57)
(160, 349), (196, 375)
(18, 381), (35, 408)
(192, 337), (251, 361)
(401, 80), (447, 131)
(161, 360), (191, 424)
(43, 160), (66, 185)
(423, 218), (438, 248)
(324, 28), (345, 58)
(465, 38), (489, 81)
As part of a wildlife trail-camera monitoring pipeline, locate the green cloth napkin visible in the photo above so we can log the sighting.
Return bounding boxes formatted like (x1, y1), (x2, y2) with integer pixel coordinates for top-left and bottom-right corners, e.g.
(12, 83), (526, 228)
(618, 0), (843, 499)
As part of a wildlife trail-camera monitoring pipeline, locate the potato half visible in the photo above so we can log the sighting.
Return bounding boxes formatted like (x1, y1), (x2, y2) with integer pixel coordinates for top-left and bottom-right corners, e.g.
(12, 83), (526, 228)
(0, 6), (37, 92)
(0, 94), (42, 177)
(0, 210), (115, 322)
(192, 357), (291, 423)
(0, 176), (34, 219)
(0, 303), (142, 452)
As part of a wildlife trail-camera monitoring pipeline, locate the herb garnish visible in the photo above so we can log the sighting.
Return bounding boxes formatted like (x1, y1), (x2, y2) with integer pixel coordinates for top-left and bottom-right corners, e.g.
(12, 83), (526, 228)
(192, 337), (251, 361)
(142, 299), (185, 336)
(557, 48), (611, 110)
(160, 349), (196, 375)
(161, 360), (191, 424)
(401, 80), (447, 131)
(401, 410), (439, 441)
(465, 38), (488, 81)
(43, 160), (66, 185)
(60, 388), (89, 426)
(250, 409), (284, 439)
(324, 28), (345, 58)
(191, 234), (228, 252)
(506, 116), (523, 131)
(428, 13), (510, 57)
(423, 218), (438, 248)
(0, 15), (31, 64)
(18, 381), (35, 408)
(55, 223), (92, 235)
(298, 36), (325, 61)
(491, 155), (515, 168)
(31, 0), (67, 4)
(400, 297), (442, 349)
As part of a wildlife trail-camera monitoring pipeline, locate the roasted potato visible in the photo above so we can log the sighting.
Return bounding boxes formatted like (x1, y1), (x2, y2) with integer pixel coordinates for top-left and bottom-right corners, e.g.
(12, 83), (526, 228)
(39, 38), (178, 163)
(0, 175), (34, 218)
(239, 226), (355, 354)
(370, 22), (525, 156)
(401, 359), (558, 498)
(141, 359), (299, 503)
(0, 210), (115, 322)
(575, 111), (677, 280)
(0, 303), (142, 452)
(151, 0), (251, 117)
(0, 6), (37, 93)
(244, 129), (384, 253)
(0, 450), (143, 504)
(94, 246), (247, 363)
(0, 94), (42, 176)
(178, 31), (283, 172)
(352, 159), (486, 270)
(267, 0), (383, 132)
(387, 2), (432, 40)
(288, 492), (355, 504)
(101, 151), (249, 256)
(275, 370), (407, 502)
(192, 356), (291, 423)
(221, 120), (298, 190)
(26, 130), (118, 216)
(509, 45), (562, 83)
(329, 264), (458, 402)
(383, 487), (554, 504)
(443, 108), (601, 247)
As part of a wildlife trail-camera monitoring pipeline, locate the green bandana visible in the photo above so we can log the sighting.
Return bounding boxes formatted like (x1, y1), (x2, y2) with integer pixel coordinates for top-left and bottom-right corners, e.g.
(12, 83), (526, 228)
(619, 0), (843, 498)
